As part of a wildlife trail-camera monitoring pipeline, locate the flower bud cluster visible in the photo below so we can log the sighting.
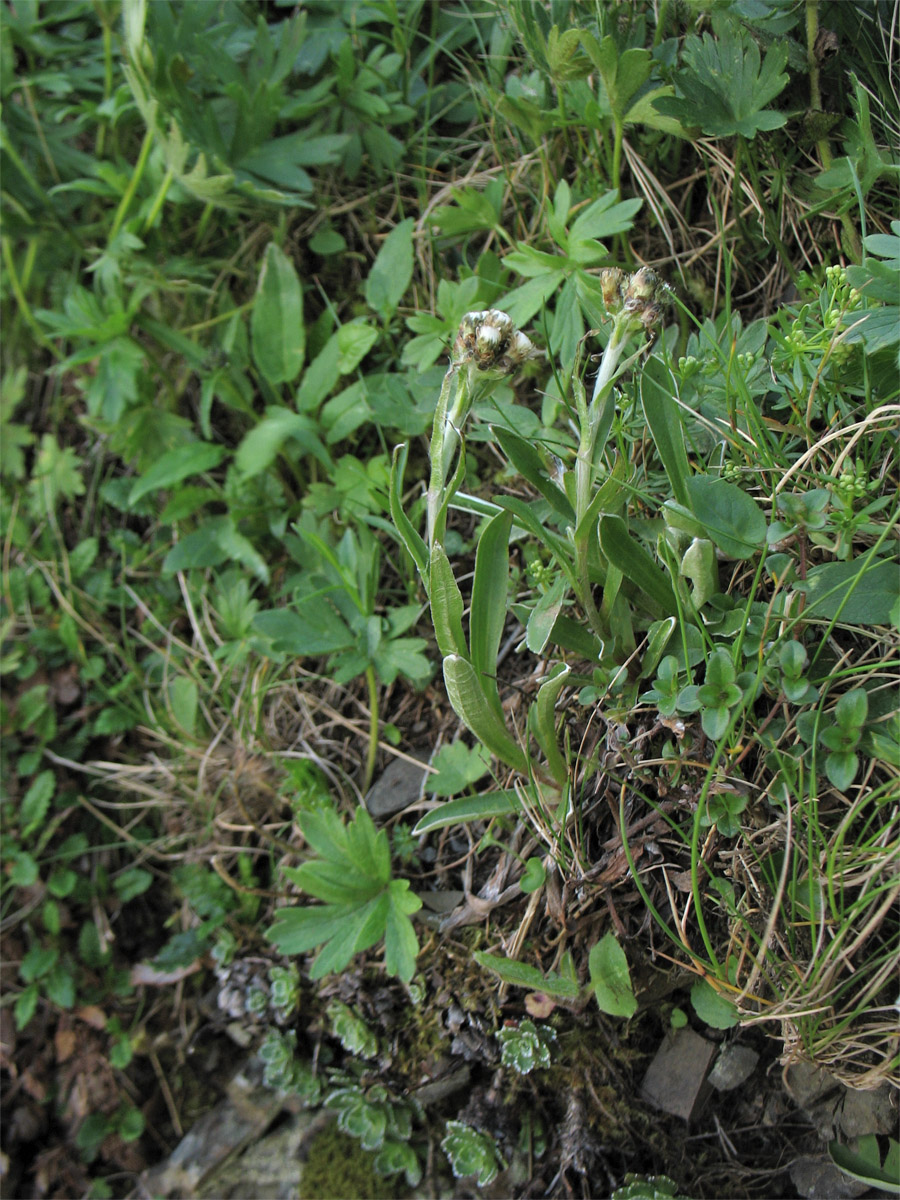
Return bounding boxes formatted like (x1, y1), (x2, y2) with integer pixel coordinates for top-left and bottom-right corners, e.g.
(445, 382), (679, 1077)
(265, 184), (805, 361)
(599, 266), (672, 336)
(834, 460), (870, 502)
(452, 310), (540, 373)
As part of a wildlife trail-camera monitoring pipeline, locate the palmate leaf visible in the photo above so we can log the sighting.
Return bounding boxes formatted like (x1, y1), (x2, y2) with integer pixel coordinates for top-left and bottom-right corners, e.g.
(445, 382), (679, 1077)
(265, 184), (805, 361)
(265, 805), (421, 982)
(653, 25), (788, 139)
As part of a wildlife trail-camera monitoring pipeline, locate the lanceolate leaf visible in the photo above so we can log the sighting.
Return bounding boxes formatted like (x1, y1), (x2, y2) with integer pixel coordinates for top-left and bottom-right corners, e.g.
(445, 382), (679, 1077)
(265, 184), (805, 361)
(491, 426), (575, 523)
(390, 443), (428, 578)
(430, 544), (467, 659)
(251, 242), (305, 385)
(128, 442), (227, 506)
(412, 789), (521, 835)
(470, 509), (514, 718)
(599, 516), (678, 616)
(641, 357), (691, 508)
(529, 663), (570, 785)
(443, 654), (528, 774)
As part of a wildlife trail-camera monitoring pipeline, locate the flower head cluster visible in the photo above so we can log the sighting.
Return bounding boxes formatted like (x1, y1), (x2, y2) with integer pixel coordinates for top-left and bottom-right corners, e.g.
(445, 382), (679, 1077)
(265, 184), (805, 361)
(452, 309), (540, 373)
(599, 266), (672, 337)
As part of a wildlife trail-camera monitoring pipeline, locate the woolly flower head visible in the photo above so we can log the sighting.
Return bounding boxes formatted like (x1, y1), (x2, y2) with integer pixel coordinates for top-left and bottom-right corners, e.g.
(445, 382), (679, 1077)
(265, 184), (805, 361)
(452, 310), (541, 373)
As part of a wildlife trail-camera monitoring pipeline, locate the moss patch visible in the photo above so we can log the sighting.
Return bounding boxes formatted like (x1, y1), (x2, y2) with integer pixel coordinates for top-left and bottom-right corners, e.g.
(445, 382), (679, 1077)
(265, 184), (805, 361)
(299, 1122), (408, 1200)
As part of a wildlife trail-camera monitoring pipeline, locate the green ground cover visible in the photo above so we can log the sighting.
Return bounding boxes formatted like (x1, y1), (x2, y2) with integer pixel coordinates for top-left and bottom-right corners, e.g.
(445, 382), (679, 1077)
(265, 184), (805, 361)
(1, 1), (898, 1196)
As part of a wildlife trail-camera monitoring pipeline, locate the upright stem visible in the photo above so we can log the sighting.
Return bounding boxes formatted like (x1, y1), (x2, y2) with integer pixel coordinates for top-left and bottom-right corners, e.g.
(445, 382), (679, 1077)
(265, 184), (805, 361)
(363, 665), (379, 794)
(572, 322), (629, 638)
(426, 365), (467, 548)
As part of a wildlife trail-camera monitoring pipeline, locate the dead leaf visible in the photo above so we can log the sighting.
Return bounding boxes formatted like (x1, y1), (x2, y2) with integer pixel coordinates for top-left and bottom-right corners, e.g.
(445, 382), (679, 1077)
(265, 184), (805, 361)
(75, 1005), (107, 1030)
(130, 960), (201, 987)
(55, 1028), (78, 1064)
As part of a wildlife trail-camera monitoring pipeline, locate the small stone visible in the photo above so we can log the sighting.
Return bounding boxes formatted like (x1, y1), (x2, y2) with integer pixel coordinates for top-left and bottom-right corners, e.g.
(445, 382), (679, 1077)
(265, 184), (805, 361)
(789, 1156), (870, 1199)
(640, 1027), (716, 1121)
(708, 1044), (759, 1092)
(783, 1060), (841, 1107)
(365, 751), (430, 818)
(837, 1083), (898, 1138)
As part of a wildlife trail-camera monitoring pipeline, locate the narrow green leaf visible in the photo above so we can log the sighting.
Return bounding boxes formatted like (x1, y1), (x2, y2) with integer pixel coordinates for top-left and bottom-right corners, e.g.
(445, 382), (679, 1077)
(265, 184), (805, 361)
(641, 358), (691, 508)
(365, 218), (414, 318)
(390, 442), (428, 578)
(470, 509), (514, 718)
(529, 664), (570, 785)
(491, 426), (575, 523)
(412, 789), (521, 835)
(829, 1138), (900, 1194)
(573, 457), (629, 542)
(251, 242), (305, 386)
(599, 516), (678, 615)
(21, 770), (55, 839)
(443, 655), (528, 774)
(430, 544), (467, 659)
(128, 442), (226, 506)
(495, 497), (578, 591)
(168, 677), (198, 736)
(474, 950), (581, 999)
(526, 577), (569, 655)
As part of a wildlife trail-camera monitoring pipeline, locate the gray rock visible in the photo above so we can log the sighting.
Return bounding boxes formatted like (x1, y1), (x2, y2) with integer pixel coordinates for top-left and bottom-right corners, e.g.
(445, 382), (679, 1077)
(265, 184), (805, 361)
(784, 1060), (842, 1107)
(641, 1027), (717, 1121)
(708, 1043), (759, 1092)
(837, 1083), (898, 1138)
(790, 1156), (870, 1199)
(365, 750), (430, 818)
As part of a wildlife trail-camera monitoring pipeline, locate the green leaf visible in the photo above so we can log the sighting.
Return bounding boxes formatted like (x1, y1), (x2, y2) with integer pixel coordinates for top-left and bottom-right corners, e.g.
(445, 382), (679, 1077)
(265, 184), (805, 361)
(21, 770), (55, 839)
(569, 191), (643, 244)
(427, 741), (492, 796)
(470, 509), (514, 718)
(599, 516), (678, 615)
(383, 879), (422, 982)
(168, 676), (198, 736)
(251, 243), (305, 386)
(519, 857), (546, 893)
(253, 605), (353, 656)
(665, 477), (767, 560)
(795, 558), (898, 625)
(127, 442), (226, 506)
(365, 218), (414, 319)
(529, 663), (570, 785)
(14, 983), (39, 1030)
(474, 950), (581, 999)
(412, 789), (521, 835)
(114, 867), (153, 903)
(588, 933), (638, 1018)
(491, 426), (575, 523)
(653, 26), (789, 139)
(690, 979), (740, 1029)
(526, 577), (569, 655)
(234, 406), (331, 478)
(429, 544), (467, 659)
(266, 806), (420, 981)
(829, 1137), (900, 1194)
(641, 358), (691, 508)
(337, 320), (379, 374)
(443, 655), (529, 775)
(390, 443), (428, 577)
